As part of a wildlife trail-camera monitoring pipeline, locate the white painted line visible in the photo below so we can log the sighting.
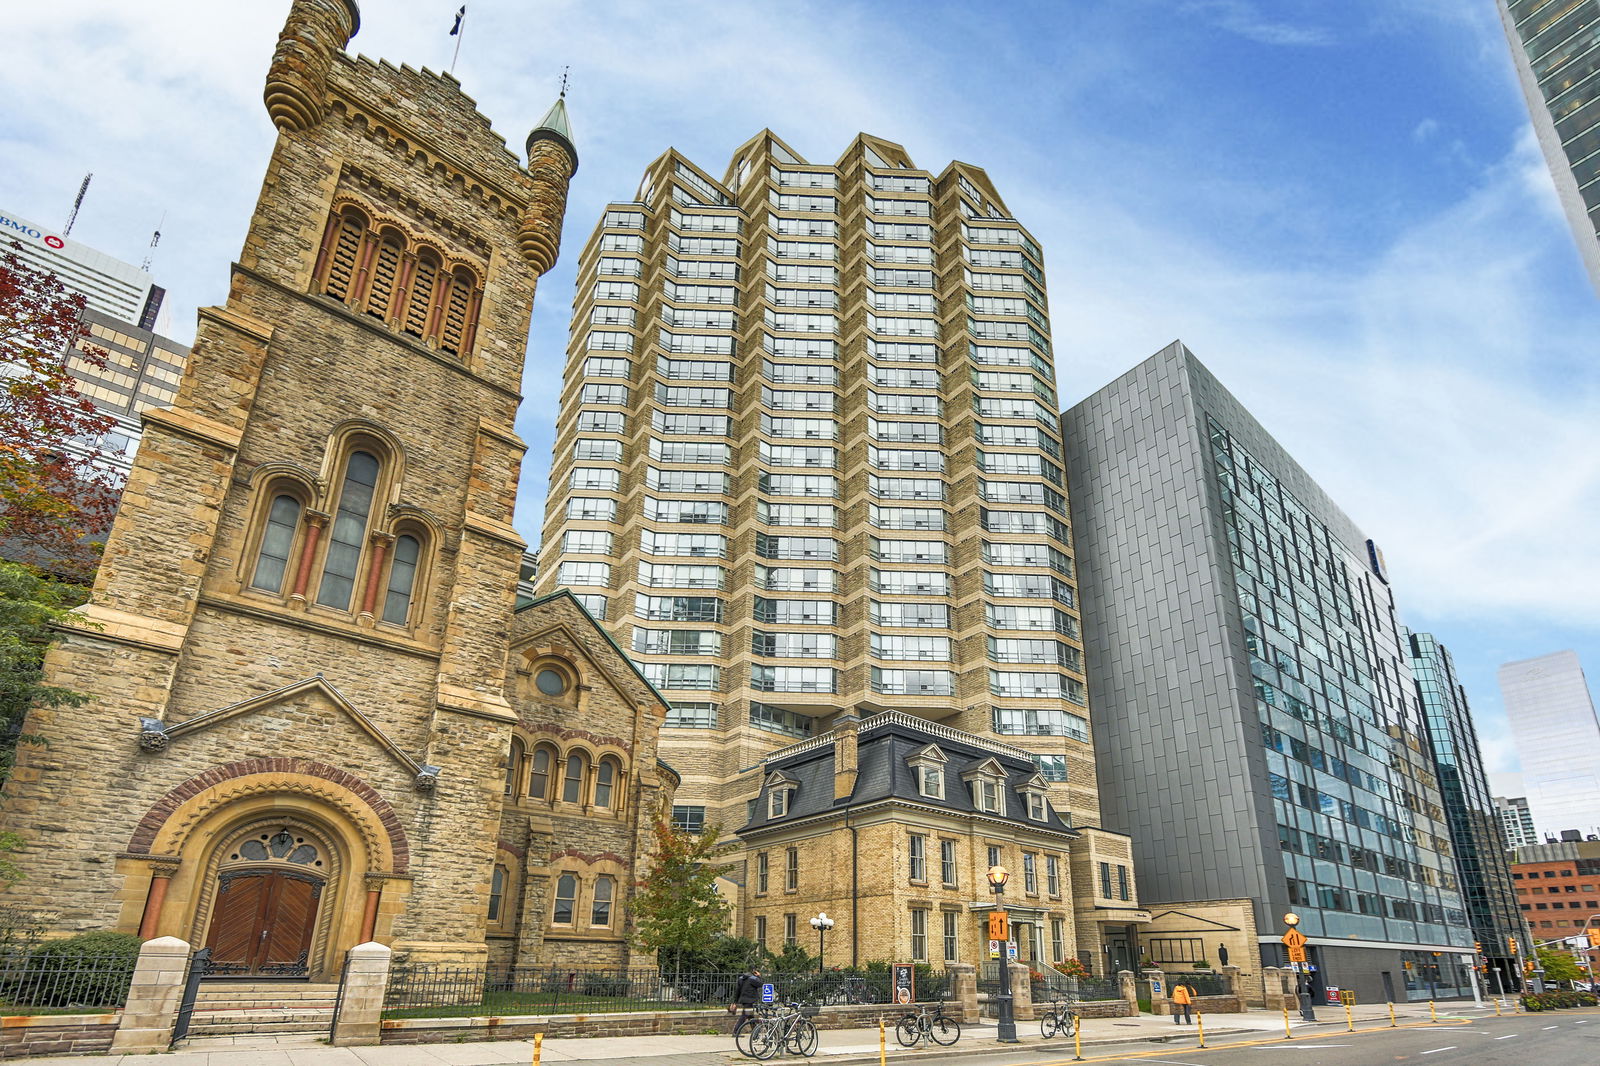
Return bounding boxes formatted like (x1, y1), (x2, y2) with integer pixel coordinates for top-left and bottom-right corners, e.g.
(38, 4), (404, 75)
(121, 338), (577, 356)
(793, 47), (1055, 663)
(1420, 1048), (1456, 1055)
(1542, 1025), (1559, 1030)
(1495, 1034), (1518, 1039)
(1141, 1059), (1209, 1066)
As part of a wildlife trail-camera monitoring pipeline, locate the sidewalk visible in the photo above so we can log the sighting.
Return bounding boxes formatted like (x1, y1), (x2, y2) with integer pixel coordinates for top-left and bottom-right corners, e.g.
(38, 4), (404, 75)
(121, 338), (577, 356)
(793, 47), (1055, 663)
(13, 1001), (1492, 1066)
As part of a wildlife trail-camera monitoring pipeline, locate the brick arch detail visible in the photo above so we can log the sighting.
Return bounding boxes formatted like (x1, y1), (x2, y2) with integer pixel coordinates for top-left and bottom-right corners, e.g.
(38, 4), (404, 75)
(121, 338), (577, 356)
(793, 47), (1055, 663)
(127, 757), (410, 873)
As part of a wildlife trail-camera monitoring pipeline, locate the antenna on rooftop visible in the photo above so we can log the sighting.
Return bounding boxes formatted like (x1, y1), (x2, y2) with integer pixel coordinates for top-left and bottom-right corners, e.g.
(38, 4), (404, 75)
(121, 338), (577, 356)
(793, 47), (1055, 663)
(63, 173), (92, 238)
(140, 212), (166, 273)
(559, 66), (570, 98)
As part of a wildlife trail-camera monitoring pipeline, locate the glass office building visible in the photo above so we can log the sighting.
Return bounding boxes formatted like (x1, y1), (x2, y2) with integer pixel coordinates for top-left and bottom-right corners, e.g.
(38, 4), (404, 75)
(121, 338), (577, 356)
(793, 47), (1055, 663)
(1408, 631), (1530, 992)
(1497, 0), (1600, 294)
(1066, 343), (1474, 1004)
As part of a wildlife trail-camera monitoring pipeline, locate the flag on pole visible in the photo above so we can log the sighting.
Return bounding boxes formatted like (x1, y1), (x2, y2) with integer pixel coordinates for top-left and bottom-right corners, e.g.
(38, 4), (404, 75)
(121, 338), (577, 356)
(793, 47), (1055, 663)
(450, 5), (467, 36)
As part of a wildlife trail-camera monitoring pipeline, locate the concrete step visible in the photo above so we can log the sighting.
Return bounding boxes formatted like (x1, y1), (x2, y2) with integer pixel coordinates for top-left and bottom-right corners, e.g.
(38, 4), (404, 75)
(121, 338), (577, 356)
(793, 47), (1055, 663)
(195, 991), (340, 1005)
(186, 1019), (332, 1035)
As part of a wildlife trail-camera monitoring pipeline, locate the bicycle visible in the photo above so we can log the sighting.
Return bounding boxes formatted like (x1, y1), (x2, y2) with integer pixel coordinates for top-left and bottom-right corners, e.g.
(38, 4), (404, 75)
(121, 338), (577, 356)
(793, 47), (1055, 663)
(734, 1003), (779, 1058)
(895, 999), (961, 1047)
(750, 1001), (819, 1059)
(1038, 996), (1079, 1039)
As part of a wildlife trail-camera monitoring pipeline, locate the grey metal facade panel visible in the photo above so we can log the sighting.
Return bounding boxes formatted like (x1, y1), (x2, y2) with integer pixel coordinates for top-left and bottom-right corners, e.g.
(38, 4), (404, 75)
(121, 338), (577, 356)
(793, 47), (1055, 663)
(1064, 343), (1280, 913)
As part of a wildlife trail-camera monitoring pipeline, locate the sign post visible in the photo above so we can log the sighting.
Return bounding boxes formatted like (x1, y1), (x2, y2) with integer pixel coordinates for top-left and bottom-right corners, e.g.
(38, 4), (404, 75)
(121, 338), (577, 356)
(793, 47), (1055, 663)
(1281, 917), (1316, 1021)
(891, 964), (914, 1006)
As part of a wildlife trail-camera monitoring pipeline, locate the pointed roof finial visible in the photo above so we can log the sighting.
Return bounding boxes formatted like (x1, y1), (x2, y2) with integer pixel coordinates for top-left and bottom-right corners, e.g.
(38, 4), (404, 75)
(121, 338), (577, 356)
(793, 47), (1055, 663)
(526, 79), (578, 173)
(560, 66), (570, 99)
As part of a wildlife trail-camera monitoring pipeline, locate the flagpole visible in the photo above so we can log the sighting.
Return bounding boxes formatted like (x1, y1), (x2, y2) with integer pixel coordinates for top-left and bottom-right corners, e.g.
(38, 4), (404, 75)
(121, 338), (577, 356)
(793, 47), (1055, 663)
(449, 9), (466, 75)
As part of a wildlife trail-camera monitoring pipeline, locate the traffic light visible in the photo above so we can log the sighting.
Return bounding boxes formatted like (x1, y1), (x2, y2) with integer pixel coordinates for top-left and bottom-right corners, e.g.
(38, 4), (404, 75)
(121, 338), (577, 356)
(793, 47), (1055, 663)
(1474, 941), (1482, 955)
(1508, 936), (1519, 955)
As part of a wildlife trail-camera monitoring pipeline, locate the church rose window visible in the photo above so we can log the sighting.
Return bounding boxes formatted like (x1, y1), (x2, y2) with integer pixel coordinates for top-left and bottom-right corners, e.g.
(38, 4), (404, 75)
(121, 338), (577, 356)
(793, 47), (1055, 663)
(536, 668), (569, 696)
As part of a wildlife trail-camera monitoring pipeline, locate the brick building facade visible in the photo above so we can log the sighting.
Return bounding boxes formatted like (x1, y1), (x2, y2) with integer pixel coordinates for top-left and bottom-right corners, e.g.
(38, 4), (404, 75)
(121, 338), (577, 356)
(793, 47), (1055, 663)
(0, 0), (667, 977)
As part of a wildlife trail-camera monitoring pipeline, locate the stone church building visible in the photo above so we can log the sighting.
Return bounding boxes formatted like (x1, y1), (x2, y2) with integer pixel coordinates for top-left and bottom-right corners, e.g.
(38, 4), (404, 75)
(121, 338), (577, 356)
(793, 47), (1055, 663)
(0, 0), (674, 977)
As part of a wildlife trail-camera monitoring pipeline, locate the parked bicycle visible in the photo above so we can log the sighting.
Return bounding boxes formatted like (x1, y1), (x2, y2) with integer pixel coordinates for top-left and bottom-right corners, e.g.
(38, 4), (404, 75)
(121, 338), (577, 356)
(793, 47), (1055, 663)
(1038, 996), (1079, 1039)
(895, 999), (961, 1047)
(734, 1002), (779, 1058)
(748, 1001), (819, 1059)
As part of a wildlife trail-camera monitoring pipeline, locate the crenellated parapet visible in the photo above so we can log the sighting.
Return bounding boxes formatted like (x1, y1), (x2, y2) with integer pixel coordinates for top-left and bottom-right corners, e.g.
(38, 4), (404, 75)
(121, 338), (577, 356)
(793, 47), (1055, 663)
(264, 0), (361, 132)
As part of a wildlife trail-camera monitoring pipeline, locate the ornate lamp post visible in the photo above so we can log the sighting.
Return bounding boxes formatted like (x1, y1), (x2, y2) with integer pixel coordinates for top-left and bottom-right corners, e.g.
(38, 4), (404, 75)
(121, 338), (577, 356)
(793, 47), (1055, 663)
(809, 912), (834, 973)
(1282, 912), (1316, 1021)
(988, 865), (1018, 1043)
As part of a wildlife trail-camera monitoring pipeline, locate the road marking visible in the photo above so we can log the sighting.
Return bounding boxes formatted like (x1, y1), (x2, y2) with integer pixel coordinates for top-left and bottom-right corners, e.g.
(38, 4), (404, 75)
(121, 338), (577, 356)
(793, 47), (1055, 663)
(1420, 1048), (1456, 1055)
(1542, 1024), (1558, 1029)
(1140, 1059), (1209, 1066)
(1495, 1034), (1518, 1039)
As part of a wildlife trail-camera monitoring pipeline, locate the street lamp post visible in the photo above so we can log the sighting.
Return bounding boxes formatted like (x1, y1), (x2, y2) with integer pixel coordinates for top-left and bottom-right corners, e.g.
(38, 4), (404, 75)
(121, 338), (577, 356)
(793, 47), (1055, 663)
(1282, 913), (1316, 1021)
(988, 865), (1018, 1043)
(809, 913), (834, 974)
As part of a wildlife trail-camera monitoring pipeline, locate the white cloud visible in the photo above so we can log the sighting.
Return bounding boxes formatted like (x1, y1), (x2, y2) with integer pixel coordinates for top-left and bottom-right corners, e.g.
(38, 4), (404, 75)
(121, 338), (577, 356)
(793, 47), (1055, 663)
(1180, 0), (1335, 47)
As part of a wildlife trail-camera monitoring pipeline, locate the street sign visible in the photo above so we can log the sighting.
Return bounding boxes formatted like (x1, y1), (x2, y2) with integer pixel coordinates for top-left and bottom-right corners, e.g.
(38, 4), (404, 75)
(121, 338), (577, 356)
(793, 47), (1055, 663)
(1008, 942), (1019, 960)
(1288, 945), (1308, 964)
(988, 911), (1009, 941)
(1281, 929), (1307, 949)
(761, 983), (776, 1004)
(989, 939), (1001, 959)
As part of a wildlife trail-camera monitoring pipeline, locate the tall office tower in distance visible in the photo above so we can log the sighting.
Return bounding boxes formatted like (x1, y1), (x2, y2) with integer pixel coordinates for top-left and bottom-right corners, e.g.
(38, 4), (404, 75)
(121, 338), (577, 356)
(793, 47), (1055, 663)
(1494, 795), (1541, 848)
(1407, 631), (1528, 991)
(1065, 343), (1474, 1004)
(538, 132), (1095, 832)
(1497, 650), (1600, 839)
(1, 205), (166, 327)
(1496, 0), (1600, 294)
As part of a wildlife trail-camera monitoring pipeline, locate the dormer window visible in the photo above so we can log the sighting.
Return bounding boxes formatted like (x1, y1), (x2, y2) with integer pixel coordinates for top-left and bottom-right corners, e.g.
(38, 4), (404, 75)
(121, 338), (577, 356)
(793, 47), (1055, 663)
(907, 743), (949, 801)
(1017, 771), (1054, 823)
(766, 770), (799, 819)
(961, 757), (1010, 816)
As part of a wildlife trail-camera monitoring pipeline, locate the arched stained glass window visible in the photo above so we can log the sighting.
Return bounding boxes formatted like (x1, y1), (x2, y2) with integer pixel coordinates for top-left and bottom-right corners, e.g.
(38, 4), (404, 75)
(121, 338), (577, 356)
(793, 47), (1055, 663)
(316, 451), (380, 609)
(251, 494), (301, 593)
(382, 533), (421, 624)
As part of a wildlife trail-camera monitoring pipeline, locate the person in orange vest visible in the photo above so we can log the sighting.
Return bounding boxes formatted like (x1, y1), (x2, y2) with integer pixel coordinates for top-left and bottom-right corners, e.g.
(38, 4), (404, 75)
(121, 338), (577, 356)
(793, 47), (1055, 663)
(1171, 980), (1196, 1024)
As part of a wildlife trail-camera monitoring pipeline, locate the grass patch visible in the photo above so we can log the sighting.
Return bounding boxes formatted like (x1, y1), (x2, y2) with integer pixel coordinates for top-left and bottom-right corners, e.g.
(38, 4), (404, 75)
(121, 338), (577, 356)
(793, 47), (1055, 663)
(0, 1003), (119, 1017)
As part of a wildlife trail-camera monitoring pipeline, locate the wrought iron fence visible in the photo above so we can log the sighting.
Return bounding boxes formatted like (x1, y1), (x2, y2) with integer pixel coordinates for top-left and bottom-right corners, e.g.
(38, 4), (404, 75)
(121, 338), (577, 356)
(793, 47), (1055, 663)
(0, 953), (138, 1013)
(1168, 972), (1230, 997)
(1035, 975), (1121, 1003)
(383, 964), (949, 1019)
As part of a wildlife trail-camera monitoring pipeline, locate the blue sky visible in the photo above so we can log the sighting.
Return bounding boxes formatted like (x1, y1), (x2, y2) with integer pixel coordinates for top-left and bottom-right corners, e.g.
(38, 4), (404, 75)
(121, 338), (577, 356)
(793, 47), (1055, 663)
(4, 0), (1596, 793)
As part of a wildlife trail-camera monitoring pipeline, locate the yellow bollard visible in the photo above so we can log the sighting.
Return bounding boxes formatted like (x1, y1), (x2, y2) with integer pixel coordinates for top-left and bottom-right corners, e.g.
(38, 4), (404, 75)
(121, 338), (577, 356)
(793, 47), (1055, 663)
(878, 1017), (886, 1066)
(1073, 1021), (1084, 1062)
(1196, 1013), (1205, 1048)
(1344, 999), (1354, 1032)
(1283, 1003), (1292, 1038)
(532, 1032), (543, 1066)
(1388, 1001), (1396, 1027)
(1429, 999), (1437, 1023)
(1494, 997), (1502, 1017)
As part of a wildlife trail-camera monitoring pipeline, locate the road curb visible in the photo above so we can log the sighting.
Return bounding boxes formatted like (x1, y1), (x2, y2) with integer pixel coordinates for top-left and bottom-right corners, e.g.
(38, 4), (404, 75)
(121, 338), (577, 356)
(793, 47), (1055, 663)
(720, 1026), (1259, 1063)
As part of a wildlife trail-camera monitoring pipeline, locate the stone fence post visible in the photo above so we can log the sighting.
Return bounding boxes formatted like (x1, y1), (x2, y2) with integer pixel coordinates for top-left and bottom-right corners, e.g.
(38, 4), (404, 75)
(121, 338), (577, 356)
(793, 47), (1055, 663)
(110, 936), (190, 1053)
(1260, 966), (1289, 1010)
(1142, 968), (1167, 1015)
(947, 962), (978, 1024)
(1117, 969), (1138, 1015)
(1007, 961), (1034, 1021)
(331, 941), (393, 1046)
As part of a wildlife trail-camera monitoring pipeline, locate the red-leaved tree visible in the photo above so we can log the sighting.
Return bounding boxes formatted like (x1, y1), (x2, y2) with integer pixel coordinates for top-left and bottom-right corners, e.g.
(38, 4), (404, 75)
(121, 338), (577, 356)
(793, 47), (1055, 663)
(0, 242), (123, 583)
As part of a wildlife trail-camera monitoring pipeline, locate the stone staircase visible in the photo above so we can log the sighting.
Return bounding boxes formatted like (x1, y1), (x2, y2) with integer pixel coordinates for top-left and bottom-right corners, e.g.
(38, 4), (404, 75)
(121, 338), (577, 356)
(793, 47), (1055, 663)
(182, 981), (340, 1037)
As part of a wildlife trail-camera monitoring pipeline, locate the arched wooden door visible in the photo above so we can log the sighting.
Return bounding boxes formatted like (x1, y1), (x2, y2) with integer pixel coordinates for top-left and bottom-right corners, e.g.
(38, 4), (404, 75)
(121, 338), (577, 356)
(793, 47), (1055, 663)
(205, 829), (327, 977)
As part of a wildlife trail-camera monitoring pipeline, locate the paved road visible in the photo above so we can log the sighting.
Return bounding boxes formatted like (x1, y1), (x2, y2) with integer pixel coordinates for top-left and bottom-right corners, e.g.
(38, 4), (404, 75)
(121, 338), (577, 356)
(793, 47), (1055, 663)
(884, 1011), (1598, 1066)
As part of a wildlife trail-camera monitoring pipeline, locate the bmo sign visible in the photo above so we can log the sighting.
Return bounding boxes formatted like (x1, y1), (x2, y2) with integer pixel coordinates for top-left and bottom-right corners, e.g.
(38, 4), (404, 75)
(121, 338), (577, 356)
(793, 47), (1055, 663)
(0, 212), (66, 249)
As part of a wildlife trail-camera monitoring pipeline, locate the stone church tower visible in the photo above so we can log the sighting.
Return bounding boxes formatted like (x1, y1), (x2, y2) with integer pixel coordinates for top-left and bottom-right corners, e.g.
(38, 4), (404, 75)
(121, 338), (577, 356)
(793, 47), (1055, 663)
(0, 0), (666, 977)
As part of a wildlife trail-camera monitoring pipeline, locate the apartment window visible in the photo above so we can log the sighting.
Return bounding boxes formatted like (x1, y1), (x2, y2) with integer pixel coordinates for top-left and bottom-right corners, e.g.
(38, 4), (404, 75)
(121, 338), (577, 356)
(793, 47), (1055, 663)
(941, 840), (958, 887)
(1117, 865), (1130, 901)
(909, 834), (928, 882)
(1046, 855), (1060, 896)
(771, 788), (791, 819)
(552, 873), (577, 924)
(755, 915), (768, 946)
(970, 776), (1003, 814)
(1099, 862), (1113, 898)
(943, 911), (959, 961)
(910, 909), (928, 962)
(664, 702), (719, 728)
(987, 845), (1002, 869)
(1050, 918), (1065, 963)
(1023, 853), (1038, 894)
(1028, 792), (1048, 822)
(757, 851), (770, 894)
(918, 764), (944, 799)
(591, 876), (614, 927)
(785, 847), (800, 891)
(671, 805), (705, 833)
(488, 865), (507, 923)
(785, 913), (798, 947)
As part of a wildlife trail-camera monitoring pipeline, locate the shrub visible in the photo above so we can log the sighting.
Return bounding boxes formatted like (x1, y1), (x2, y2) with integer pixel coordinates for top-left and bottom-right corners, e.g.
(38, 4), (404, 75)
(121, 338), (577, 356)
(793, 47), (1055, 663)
(1520, 990), (1599, 1011)
(579, 973), (631, 998)
(7, 932), (141, 1008)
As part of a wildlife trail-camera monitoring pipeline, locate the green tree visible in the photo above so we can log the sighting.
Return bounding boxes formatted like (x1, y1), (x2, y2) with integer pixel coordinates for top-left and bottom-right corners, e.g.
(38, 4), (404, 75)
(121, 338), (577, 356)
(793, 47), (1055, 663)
(0, 560), (92, 802)
(631, 805), (734, 976)
(1538, 946), (1584, 984)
